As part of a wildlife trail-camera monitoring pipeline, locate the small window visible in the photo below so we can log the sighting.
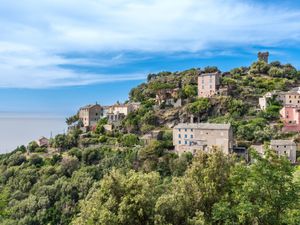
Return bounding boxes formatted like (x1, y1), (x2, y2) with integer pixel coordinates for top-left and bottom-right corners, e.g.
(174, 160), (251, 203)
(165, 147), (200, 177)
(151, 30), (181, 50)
(290, 100), (292, 103)
(178, 129), (181, 132)
(191, 129), (193, 132)
(191, 135), (193, 138)
(284, 145), (286, 148)
(178, 134), (181, 138)
(202, 85), (204, 89)
(179, 140), (181, 144)
(185, 141), (187, 145)
(185, 129), (187, 132)
(210, 85), (212, 89)
(185, 134), (187, 138)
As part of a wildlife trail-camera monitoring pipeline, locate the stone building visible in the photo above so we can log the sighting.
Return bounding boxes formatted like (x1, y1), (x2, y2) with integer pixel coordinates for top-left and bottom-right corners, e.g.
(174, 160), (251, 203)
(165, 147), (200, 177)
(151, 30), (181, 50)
(36, 136), (49, 147)
(270, 140), (297, 163)
(198, 72), (220, 98)
(155, 88), (181, 107)
(278, 87), (300, 107)
(173, 123), (233, 155)
(258, 51), (269, 63)
(79, 103), (103, 127)
(141, 130), (163, 145)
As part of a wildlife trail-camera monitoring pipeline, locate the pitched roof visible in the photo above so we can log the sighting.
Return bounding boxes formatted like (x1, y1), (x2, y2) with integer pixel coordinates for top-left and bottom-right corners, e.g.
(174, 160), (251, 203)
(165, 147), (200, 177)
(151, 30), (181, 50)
(174, 123), (231, 130)
(199, 72), (220, 77)
(80, 104), (101, 110)
(270, 139), (296, 146)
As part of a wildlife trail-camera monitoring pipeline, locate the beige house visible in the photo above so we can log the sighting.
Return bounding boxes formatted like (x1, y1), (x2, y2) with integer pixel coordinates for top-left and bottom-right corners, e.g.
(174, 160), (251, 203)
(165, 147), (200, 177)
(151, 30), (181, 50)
(270, 140), (297, 163)
(278, 88), (300, 107)
(36, 136), (49, 147)
(107, 102), (140, 123)
(198, 72), (220, 98)
(173, 123), (233, 155)
(79, 104), (103, 127)
(259, 91), (275, 110)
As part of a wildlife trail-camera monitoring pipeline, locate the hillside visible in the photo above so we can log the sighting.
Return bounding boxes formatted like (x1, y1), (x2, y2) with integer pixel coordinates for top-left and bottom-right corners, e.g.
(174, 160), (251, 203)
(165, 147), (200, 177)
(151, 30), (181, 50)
(1, 60), (300, 224)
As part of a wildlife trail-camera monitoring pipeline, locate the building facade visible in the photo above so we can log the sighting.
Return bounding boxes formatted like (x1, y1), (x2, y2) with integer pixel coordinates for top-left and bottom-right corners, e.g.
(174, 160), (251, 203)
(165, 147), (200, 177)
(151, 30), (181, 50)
(173, 123), (233, 155)
(36, 136), (49, 147)
(270, 140), (297, 163)
(280, 105), (300, 132)
(198, 72), (220, 98)
(278, 89), (300, 107)
(79, 104), (103, 127)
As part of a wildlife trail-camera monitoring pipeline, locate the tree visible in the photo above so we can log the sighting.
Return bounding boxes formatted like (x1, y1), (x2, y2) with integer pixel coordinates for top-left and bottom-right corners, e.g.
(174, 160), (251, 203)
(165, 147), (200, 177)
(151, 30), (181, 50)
(60, 156), (80, 177)
(72, 170), (164, 225)
(212, 150), (300, 224)
(183, 85), (198, 98)
(27, 141), (39, 152)
(187, 98), (211, 118)
(204, 66), (219, 73)
(121, 134), (139, 147)
(155, 149), (234, 225)
(66, 114), (79, 126)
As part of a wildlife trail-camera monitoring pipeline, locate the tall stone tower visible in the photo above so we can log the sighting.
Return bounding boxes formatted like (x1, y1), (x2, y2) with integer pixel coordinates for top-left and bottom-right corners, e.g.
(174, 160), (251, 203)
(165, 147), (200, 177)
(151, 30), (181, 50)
(258, 52), (269, 63)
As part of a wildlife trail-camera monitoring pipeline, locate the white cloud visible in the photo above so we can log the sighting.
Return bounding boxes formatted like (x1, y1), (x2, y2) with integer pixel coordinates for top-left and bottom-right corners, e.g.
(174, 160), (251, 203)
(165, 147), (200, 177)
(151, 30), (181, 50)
(0, 0), (300, 88)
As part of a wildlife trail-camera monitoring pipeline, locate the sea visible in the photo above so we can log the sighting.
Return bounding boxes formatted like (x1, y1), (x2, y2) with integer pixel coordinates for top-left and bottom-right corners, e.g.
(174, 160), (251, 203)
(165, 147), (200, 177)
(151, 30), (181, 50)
(0, 112), (66, 154)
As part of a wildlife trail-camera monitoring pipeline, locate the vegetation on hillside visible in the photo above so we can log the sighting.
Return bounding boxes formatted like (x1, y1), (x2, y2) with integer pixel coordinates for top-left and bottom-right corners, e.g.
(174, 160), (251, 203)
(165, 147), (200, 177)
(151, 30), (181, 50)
(1, 60), (300, 224)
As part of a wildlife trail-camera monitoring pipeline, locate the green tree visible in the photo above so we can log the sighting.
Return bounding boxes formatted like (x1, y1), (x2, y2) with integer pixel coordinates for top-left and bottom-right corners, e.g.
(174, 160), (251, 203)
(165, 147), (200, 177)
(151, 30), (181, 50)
(212, 150), (300, 224)
(121, 134), (139, 147)
(72, 170), (164, 225)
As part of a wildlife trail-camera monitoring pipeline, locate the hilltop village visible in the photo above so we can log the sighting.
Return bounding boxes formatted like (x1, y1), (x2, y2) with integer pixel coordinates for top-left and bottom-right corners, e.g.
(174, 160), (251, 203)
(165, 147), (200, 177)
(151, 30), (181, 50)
(2, 52), (300, 225)
(32, 52), (300, 164)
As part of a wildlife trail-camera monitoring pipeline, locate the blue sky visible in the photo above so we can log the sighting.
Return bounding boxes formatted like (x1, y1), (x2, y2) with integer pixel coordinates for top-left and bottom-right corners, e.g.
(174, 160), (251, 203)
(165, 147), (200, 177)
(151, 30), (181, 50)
(1, 0), (300, 116)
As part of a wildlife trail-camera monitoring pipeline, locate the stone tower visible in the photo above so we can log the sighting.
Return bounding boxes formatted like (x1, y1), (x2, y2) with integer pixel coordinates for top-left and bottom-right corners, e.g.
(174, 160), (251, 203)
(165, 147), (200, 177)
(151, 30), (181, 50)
(258, 52), (269, 63)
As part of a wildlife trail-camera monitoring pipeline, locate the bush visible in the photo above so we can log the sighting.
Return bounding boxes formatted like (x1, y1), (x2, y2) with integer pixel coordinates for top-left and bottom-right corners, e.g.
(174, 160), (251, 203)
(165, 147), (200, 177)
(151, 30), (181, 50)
(121, 134), (139, 147)
(29, 155), (44, 167)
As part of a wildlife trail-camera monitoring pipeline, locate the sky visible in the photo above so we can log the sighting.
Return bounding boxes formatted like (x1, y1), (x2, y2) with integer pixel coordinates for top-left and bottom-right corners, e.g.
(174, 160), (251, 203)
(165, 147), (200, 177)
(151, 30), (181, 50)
(1, 0), (300, 116)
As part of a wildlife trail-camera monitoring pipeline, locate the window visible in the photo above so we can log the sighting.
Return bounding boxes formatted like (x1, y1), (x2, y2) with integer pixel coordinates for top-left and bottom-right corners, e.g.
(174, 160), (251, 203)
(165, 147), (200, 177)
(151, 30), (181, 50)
(185, 129), (187, 132)
(96, 113), (98, 116)
(178, 129), (181, 132)
(191, 135), (193, 138)
(290, 100), (292, 103)
(178, 134), (181, 138)
(202, 79), (204, 84)
(202, 85), (204, 89)
(185, 141), (187, 145)
(284, 145), (286, 148)
(210, 85), (212, 89)
(191, 129), (193, 132)
(185, 134), (187, 138)
(179, 140), (181, 144)
(289, 95), (291, 98)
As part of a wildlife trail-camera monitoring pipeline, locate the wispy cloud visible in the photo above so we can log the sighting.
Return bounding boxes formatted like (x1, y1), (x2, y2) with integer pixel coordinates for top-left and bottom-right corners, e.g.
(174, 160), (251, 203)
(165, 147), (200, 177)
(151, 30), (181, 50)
(0, 0), (300, 88)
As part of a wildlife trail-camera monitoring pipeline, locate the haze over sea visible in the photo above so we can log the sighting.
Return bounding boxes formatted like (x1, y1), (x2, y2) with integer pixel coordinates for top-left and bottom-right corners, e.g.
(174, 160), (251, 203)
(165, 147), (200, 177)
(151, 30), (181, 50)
(0, 112), (66, 154)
